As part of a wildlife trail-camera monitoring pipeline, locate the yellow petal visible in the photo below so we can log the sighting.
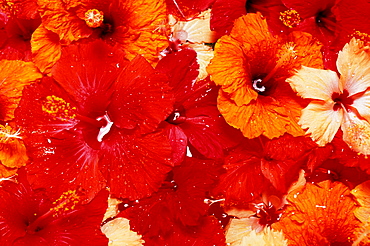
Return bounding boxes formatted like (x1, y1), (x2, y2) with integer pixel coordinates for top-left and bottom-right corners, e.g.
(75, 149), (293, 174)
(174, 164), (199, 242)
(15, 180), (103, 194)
(337, 38), (370, 96)
(287, 66), (340, 101)
(0, 60), (42, 121)
(101, 217), (144, 246)
(299, 101), (343, 146)
(341, 111), (370, 155)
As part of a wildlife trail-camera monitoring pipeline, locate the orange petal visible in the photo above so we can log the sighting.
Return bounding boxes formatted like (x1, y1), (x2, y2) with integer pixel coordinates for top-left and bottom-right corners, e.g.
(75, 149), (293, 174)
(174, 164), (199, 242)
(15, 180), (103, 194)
(0, 60), (42, 121)
(272, 180), (361, 245)
(351, 180), (370, 245)
(38, 0), (92, 44)
(31, 24), (62, 74)
(113, 0), (168, 65)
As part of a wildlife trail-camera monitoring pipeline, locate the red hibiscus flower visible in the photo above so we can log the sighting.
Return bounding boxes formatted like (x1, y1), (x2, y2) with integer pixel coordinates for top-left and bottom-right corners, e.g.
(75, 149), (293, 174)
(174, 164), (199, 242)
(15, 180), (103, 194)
(157, 49), (241, 163)
(120, 157), (223, 243)
(15, 40), (175, 201)
(0, 169), (109, 246)
(213, 134), (317, 208)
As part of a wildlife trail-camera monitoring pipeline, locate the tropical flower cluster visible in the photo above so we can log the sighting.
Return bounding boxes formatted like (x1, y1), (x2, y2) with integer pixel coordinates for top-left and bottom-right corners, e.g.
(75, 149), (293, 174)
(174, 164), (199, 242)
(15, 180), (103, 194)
(1, 0), (370, 245)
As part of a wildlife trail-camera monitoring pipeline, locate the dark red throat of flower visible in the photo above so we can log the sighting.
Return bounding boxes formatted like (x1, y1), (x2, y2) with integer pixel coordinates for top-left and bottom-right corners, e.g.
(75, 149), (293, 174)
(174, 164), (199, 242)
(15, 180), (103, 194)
(254, 202), (281, 227)
(332, 90), (353, 111)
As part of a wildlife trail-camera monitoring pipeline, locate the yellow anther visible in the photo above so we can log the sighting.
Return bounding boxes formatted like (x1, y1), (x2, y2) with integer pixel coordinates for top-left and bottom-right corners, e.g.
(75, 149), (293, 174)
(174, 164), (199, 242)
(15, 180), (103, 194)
(0, 0), (18, 16)
(42, 95), (76, 121)
(279, 9), (302, 28)
(84, 9), (104, 28)
(51, 190), (80, 216)
(351, 31), (370, 46)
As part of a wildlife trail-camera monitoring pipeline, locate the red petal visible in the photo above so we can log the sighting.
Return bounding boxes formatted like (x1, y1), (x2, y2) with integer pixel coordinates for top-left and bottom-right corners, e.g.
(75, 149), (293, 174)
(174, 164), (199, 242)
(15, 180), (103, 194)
(109, 55), (175, 134)
(166, 0), (215, 20)
(100, 129), (174, 200)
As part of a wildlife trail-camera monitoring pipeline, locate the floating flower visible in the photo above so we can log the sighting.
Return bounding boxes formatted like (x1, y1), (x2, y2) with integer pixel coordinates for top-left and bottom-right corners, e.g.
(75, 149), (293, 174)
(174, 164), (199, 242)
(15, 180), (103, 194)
(0, 169), (109, 245)
(272, 180), (361, 245)
(207, 13), (323, 139)
(287, 38), (370, 155)
(15, 41), (174, 201)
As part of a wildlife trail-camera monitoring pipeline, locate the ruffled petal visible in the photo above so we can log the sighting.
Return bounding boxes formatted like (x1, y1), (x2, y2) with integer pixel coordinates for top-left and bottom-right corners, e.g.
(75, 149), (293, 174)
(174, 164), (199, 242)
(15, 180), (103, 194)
(272, 180), (361, 245)
(31, 24), (61, 74)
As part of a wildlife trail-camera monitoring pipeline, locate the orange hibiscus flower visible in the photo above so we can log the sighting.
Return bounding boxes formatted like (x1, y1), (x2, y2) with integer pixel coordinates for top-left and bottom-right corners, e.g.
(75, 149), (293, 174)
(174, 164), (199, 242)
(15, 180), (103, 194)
(207, 13), (323, 139)
(33, 0), (168, 72)
(272, 180), (361, 245)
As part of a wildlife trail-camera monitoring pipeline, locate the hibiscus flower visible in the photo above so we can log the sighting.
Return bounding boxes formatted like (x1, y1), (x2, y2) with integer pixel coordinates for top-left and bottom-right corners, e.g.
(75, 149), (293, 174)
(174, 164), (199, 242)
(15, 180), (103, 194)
(15, 40), (174, 201)
(287, 38), (370, 155)
(207, 13), (323, 139)
(157, 49), (241, 163)
(36, 0), (168, 64)
(272, 180), (361, 245)
(0, 169), (109, 245)
(121, 157), (223, 242)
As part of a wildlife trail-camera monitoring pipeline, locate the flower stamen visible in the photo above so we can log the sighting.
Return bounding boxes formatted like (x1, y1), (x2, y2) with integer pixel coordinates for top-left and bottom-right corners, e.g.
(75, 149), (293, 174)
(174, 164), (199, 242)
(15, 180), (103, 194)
(84, 9), (104, 28)
(42, 95), (77, 121)
(279, 9), (302, 28)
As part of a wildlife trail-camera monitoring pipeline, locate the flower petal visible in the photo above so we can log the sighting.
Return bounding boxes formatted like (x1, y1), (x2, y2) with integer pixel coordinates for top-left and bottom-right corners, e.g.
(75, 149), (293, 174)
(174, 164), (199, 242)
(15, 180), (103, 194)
(342, 111), (370, 155)
(0, 60), (42, 121)
(299, 101), (343, 146)
(287, 66), (340, 101)
(337, 38), (370, 96)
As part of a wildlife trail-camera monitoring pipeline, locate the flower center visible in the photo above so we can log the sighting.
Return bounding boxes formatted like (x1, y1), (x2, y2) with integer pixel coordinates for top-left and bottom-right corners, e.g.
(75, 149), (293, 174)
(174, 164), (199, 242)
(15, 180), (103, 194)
(279, 9), (302, 28)
(166, 106), (187, 125)
(254, 202), (282, 227)
(42, 95), (77, 121)
(96, 113), (113, 142)
(332, 90), (353, 111)
(84, 9), (104, 28)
